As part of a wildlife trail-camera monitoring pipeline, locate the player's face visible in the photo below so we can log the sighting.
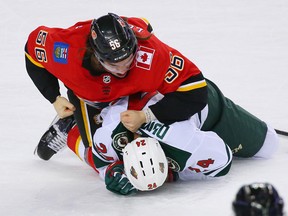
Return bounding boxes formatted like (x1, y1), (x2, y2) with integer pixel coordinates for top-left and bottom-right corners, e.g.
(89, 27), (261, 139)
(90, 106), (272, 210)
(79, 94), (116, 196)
(100, 54), (135, 78)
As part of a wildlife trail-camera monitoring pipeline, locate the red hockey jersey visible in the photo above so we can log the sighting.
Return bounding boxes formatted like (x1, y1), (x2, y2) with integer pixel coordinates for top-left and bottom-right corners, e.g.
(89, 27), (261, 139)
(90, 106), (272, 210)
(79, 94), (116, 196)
(25, 17), (205, 103)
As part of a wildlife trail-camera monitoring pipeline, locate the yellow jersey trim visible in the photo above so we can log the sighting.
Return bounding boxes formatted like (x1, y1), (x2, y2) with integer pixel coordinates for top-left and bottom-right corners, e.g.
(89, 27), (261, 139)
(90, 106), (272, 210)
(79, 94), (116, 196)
(25, 52), (44, 68)
(75, 135), (83, 161)
(141, 17), (150, 25)
(80, 100), (93, 147)
(176, 80), (207, 92)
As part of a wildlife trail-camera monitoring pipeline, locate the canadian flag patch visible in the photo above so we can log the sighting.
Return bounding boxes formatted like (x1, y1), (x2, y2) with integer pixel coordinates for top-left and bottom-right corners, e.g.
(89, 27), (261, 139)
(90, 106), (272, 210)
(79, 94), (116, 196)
(136, 46), (155, 70)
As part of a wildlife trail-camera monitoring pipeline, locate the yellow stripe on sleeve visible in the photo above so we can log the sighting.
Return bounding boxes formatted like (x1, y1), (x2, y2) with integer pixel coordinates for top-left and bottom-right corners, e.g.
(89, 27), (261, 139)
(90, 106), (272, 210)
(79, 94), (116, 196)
(176, 80), (207, 92)
(80, 100), (93, 147)
(140, 17), (150, 25)
(25, 52), (44, 68)
(75, 135), (83, 161)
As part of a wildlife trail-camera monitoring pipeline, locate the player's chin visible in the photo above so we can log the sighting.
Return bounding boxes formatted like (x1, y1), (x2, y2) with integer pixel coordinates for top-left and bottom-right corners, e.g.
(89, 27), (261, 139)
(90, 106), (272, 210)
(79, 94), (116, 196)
(113, 71), (129, 78)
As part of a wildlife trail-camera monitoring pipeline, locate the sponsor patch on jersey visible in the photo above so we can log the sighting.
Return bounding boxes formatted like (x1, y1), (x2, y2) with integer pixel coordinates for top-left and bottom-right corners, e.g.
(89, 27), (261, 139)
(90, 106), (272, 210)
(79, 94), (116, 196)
(53, 42), (69, 64)
(135, 46), (155, 70)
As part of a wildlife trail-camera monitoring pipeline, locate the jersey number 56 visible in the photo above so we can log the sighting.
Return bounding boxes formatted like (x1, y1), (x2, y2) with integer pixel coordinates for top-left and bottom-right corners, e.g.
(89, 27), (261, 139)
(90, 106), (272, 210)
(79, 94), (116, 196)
(165, 55), (184, 83)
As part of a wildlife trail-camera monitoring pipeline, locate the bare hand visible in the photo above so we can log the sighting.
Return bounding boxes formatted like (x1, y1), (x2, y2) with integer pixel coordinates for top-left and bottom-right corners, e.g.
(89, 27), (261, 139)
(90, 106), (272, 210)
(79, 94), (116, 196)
(120, 110), (146, 132)
(53, 96), (75, 118)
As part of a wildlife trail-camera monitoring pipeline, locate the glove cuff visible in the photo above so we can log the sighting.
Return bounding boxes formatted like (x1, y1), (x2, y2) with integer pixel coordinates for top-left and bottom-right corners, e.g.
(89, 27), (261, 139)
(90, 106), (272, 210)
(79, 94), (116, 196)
(106, 161), (124, 176)
(166, 168), (179, 182)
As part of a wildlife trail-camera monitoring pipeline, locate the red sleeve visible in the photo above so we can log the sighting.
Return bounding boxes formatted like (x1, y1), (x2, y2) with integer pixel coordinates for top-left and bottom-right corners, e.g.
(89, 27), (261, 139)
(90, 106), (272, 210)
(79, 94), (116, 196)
(25, 21), (91, 75)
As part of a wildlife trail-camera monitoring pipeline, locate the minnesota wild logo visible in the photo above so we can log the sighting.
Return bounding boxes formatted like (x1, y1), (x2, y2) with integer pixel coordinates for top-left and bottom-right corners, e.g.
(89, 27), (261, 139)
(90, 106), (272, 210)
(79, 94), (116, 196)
(166, 157), (180, 172)
(112, 132), (129, 151)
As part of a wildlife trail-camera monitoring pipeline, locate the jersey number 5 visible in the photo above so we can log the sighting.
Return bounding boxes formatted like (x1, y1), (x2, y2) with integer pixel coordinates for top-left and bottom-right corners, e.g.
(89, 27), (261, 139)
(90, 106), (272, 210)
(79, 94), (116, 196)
(35, 30), (48, 63)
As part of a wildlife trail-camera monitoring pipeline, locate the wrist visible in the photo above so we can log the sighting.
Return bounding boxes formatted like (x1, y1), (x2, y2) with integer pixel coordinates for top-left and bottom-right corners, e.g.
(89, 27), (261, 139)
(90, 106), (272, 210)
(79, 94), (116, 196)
(106, 161), (124, 174)
(52, 95), (61, 104)
(143, 108), (156, 123)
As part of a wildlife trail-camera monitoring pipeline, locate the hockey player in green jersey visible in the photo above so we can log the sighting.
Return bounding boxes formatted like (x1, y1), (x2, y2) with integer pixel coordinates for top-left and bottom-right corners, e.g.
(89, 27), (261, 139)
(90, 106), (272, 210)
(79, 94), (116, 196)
(65, 79), (279, 195)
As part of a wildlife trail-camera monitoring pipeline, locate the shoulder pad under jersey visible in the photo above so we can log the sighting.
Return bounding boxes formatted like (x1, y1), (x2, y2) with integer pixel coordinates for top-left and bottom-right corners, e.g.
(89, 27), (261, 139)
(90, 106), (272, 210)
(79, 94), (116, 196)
(123, 17), (153, 40)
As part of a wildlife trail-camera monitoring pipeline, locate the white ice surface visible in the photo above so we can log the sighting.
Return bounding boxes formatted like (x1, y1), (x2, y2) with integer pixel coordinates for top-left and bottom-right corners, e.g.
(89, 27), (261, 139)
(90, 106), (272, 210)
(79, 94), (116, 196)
(1, 0), (287, 215)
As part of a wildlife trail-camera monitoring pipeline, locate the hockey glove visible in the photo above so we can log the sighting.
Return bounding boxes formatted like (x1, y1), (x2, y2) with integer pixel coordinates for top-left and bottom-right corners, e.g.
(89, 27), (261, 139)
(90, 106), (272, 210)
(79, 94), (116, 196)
(105, 161), (137, 196)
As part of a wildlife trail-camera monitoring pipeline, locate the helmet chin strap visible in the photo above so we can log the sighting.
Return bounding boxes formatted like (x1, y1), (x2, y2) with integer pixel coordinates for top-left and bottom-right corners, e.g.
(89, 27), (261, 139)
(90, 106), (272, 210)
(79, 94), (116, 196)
(98, 52), (136, 77)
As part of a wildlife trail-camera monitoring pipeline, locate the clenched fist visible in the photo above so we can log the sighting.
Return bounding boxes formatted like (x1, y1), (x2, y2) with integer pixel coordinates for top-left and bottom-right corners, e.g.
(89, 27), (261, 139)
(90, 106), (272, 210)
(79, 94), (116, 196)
(53, 96), (75, 118)
(120, 110), (146, 132)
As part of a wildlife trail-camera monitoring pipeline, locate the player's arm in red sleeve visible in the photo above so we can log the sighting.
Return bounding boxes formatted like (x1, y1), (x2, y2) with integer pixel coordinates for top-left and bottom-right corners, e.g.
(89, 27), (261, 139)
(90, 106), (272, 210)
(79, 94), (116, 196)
(24, 32), (60, 104)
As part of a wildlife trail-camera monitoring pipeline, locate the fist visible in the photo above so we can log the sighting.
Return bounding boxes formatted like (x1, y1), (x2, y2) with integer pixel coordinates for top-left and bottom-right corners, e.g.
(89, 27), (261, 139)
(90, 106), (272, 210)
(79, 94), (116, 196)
(53, 96), (75, 118)
(120, 110), (146, 132)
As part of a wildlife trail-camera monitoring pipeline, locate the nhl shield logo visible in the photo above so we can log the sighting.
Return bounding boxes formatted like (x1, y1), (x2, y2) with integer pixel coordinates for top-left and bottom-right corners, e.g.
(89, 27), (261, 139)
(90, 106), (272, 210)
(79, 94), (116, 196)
(103, 75), (111, 83)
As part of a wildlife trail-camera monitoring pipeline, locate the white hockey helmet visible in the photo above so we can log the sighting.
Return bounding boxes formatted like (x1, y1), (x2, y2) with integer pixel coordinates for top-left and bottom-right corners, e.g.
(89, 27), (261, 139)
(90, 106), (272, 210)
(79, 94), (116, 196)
(122, 137), (168, 191)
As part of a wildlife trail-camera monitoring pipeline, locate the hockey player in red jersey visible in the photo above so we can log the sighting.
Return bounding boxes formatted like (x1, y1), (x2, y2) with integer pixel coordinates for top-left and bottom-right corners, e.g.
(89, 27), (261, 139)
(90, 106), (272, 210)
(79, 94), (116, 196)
(25, 13), (207, 160)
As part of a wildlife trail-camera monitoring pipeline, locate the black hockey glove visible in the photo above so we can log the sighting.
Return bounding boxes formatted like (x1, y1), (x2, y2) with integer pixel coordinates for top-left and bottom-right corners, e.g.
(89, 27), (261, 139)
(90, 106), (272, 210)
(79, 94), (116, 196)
(105, 161), (137, 196)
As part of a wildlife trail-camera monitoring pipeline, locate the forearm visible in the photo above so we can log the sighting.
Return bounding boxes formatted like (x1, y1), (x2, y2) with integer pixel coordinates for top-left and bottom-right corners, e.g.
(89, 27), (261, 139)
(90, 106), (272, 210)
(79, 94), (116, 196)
(149, 86), (208, 124)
